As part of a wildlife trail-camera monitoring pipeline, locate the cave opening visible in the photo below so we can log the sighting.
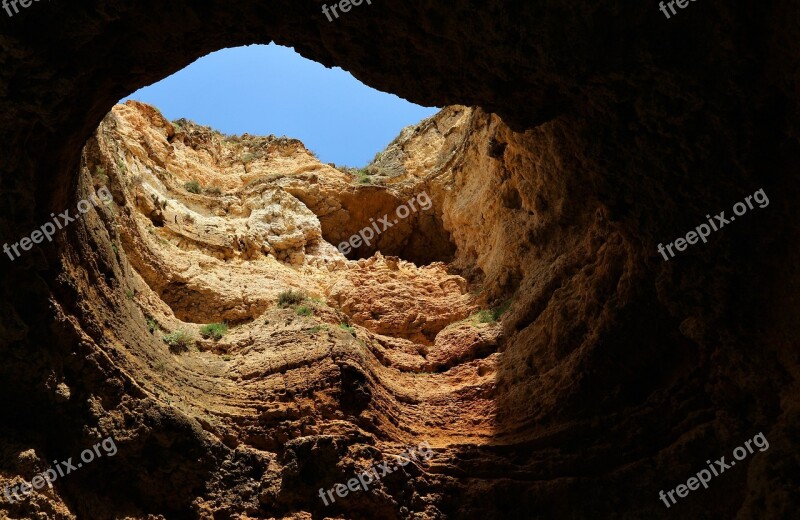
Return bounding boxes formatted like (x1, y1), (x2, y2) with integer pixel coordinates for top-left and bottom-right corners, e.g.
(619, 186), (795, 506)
(4, 2), (791, 518)
(117, 42), (456, 267)
(90, 41), (478, 338)
(4, 21), (531, 517)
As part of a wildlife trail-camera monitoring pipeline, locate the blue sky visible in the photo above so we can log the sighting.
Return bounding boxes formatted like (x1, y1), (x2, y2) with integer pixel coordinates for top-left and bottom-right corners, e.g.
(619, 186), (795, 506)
(121, 44), (439, 167)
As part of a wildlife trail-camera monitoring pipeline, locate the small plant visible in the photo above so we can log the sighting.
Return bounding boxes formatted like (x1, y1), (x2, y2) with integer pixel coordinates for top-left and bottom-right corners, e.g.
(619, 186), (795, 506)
(200, 322), (228, 341)
(472, 300), (513, 324)
(277, 289), (306, 308)
(356, 168), (373, 185)
(474, 310), (495, 323)
(94, 165), (109, 185)
(339, 323), (356, 336)
(125, 289), (135, 300)
(184, 180), (202, 194)
(206, 187), (222, 196)
(116, 159), (127, 174)
(153, 360), (167, 373)
(491, 299), (513, 320)
(309, 325), (328, 334)
(162, 330), (195, 352)
(112, 243), (119, 255)
(241, 152), (257, 164)
(295, 306), (313, 317)
(146, 316), (159, 334)
(221, 354), (231, 362)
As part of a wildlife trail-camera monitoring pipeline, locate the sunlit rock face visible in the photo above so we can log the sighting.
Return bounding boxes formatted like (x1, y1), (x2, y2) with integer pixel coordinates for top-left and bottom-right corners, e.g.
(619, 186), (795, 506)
(1, 1), (799, 518)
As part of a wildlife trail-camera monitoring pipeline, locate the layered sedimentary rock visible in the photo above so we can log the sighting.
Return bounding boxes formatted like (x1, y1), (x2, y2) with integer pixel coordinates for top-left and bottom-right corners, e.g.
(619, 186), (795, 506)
(1, 1), (799, 519)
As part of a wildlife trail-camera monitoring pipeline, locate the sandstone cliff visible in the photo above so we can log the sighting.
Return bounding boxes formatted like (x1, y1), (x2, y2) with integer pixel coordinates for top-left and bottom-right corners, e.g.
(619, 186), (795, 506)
(1, 100), (516, 518)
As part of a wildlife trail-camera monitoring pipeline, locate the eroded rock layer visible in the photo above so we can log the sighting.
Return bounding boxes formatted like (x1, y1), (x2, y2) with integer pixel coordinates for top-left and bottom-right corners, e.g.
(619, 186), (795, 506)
(1, 1), (799, 519)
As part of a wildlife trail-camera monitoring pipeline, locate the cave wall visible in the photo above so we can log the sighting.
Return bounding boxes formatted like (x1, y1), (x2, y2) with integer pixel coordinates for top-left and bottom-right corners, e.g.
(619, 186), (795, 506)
(1, 0), (799, 518)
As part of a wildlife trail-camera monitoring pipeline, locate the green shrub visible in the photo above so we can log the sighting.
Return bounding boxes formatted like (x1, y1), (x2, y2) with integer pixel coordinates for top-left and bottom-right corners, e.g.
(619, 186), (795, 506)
(356, 168), (373, 185)
(277, 290), (306, 308)
(94, 166), (109, 184)
(241, 152), (257, 164)
(146, 316), (159, 334)
(474, 310), (495, 323)
(339, 323), (356, 336)
(206, 187), (222, 196)
(125, 289), (134, 300)
(221, 354), (231, 362)
(309, 325), (328, 333)
(200, 322), (228, 341)
(184, 180), (202, 194)
(472, 300), (512, 324)
(162, 330), (195, 352)
(491, 299), (512, 320)
(295, 306), (313, 317)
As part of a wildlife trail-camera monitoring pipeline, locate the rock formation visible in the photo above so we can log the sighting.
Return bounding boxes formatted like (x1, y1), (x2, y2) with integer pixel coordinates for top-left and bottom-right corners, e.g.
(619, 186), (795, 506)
(1, 1), (799, 519)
